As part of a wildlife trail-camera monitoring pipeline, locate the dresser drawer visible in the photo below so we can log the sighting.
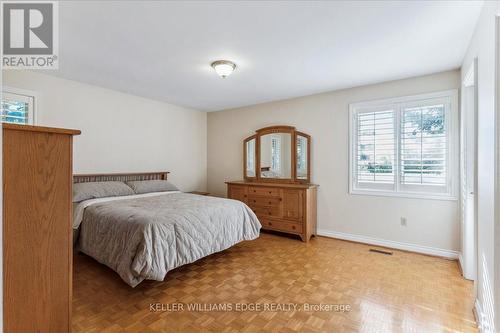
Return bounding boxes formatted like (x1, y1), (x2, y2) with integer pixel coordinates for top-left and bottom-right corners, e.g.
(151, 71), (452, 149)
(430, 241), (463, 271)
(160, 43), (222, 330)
(247, 196), (282, 207)
(226, 181), (317, 243)
(248, 186), (281, 197)
(251, 205), (282, 218)
(228, 185), (248, 203)
(283, 189), (303, 221)
(261, 218), (303, 234)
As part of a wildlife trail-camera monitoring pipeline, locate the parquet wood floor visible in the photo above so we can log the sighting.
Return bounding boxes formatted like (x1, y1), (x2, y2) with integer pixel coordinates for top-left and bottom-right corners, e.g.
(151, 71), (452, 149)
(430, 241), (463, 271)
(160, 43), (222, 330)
(73, 233), (477, 333)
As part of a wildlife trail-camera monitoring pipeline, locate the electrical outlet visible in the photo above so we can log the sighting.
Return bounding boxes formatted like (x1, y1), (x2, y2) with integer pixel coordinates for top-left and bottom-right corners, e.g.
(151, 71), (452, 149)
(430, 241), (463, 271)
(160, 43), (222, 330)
(400, 217), (407, 226)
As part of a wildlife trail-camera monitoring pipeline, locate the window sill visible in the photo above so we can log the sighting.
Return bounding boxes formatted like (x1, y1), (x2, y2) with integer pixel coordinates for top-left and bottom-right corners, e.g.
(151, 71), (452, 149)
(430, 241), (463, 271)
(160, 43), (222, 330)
(349, 189), (458, 201)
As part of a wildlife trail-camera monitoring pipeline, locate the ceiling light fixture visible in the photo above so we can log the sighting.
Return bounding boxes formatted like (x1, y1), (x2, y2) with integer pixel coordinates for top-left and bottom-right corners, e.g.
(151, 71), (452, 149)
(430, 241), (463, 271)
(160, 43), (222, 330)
(211, 60), (236, 78)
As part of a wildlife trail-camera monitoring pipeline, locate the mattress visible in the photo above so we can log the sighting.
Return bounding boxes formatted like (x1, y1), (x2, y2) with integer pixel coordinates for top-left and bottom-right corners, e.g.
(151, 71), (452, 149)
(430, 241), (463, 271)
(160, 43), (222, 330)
(74, 192), (261, 287)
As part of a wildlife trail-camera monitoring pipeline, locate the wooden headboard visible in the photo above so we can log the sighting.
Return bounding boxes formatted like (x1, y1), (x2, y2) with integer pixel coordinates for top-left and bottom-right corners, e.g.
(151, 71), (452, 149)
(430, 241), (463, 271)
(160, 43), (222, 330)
(73, 171), (169, 183)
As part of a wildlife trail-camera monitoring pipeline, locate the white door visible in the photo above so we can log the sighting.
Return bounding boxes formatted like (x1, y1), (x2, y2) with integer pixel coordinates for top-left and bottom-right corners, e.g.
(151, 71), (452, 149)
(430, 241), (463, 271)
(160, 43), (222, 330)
(460, 60), (477, 281)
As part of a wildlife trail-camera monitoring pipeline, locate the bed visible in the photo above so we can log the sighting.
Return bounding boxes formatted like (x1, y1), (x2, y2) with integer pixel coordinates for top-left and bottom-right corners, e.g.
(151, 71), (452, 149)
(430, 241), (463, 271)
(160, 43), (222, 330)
(73, 172), (261, 287)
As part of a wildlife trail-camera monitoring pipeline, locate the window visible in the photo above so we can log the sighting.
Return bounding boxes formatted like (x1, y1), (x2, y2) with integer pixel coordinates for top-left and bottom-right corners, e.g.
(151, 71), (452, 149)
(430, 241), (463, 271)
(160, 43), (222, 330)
(271, 135), (281, 172)
(1, 89), (35, 125)
(356, 108), (395, 190)
(349, 90), (458, 199)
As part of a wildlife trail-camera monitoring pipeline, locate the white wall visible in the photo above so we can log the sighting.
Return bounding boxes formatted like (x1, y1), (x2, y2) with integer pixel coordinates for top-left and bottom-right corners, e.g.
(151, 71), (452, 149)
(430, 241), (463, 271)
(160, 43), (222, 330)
(208, 70), (460, 255)
(461, 2), (500, 332)
(2, 71), (207, 192)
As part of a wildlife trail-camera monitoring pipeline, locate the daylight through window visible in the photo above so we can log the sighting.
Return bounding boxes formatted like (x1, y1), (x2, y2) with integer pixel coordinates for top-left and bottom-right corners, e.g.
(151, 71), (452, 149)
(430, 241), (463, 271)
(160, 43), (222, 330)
(350, 91), (457, 199)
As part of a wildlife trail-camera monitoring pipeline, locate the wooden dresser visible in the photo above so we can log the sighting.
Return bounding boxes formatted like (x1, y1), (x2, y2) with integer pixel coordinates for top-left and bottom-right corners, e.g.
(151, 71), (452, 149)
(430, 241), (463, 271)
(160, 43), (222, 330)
(226, 181), (318, 242)
(3, 123), (80, 333)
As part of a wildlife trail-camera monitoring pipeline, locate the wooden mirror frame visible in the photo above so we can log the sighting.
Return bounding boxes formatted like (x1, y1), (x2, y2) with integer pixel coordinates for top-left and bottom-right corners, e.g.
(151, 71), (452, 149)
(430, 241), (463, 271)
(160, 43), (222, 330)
(243, 125), (311, 184)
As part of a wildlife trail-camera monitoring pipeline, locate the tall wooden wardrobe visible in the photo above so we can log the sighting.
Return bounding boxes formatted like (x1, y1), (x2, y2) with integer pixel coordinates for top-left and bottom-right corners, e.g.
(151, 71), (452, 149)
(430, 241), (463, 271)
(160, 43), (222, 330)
(3, 123), (80, 333)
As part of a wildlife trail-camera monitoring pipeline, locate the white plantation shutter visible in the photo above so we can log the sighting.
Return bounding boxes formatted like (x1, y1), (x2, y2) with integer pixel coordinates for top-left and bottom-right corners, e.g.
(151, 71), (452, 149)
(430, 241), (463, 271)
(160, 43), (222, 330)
(400, 102), (448, 193)
(1, 92), (34, 125)
(355, 109), (395, 190)
(350, 91), (457, 199)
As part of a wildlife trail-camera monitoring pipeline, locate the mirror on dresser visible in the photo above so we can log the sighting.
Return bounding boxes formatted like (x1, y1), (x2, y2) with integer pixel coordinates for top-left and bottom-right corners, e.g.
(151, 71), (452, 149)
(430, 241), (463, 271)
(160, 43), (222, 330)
(296, 133), (310, 180)
(243, 125), (311, 183)
(260, 132), (292, 179)
(244, 136), (257, 178)
(229, 125), (317, 242)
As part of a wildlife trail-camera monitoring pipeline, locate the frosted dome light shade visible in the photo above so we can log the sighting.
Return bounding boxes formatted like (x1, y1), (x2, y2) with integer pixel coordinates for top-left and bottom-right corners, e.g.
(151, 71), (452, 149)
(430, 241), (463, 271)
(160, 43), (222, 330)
(211, 60), (236, 78)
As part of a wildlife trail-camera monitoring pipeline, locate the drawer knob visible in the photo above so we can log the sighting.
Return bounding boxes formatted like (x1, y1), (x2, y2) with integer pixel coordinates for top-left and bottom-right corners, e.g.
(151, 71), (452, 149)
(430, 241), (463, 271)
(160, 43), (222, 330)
(268, 201), (272, 204)
(244, 195), (247, 197)
(268, 222), (272, 226)
(292, 226), (296, 230)
(253, 200), (256, 203)
(268, 211), (272, 215)
(269, 191), (272, 194)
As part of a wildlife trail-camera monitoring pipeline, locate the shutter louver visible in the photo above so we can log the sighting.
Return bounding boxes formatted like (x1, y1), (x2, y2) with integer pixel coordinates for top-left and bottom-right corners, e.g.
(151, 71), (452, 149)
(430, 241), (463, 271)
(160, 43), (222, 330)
(356, 110), (395, 185)
(401, 104), (447, 187)
(1, 99), (29, 124)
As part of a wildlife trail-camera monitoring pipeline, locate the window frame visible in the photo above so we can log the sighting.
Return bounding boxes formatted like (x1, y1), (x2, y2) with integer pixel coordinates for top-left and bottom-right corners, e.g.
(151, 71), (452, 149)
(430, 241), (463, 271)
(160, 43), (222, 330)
(349, 89), (458, 201)
(1, 86), (38, 125)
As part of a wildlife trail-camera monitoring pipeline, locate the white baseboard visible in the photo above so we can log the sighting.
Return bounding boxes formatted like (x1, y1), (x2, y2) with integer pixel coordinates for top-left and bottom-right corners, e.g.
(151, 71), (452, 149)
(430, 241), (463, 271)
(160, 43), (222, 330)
(474, 299), (493, 333)
(474, 299), (483, 333)
(317, 229), (459, 259)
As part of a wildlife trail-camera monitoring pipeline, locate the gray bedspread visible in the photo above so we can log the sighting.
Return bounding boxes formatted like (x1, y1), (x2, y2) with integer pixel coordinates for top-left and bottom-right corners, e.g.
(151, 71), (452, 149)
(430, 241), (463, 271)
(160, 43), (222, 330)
(78, 193), (261, 287)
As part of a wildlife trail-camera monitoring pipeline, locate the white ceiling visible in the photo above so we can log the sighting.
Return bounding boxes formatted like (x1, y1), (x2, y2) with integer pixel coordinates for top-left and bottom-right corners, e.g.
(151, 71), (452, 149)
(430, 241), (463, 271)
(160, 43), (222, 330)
(46, 1), (482, 111)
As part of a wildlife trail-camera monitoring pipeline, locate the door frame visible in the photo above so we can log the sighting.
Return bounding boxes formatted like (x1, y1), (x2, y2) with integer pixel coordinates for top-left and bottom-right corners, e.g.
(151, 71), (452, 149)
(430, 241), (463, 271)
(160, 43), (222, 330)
(460, 59), (478, 281)
(494, 14), (500, 333)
